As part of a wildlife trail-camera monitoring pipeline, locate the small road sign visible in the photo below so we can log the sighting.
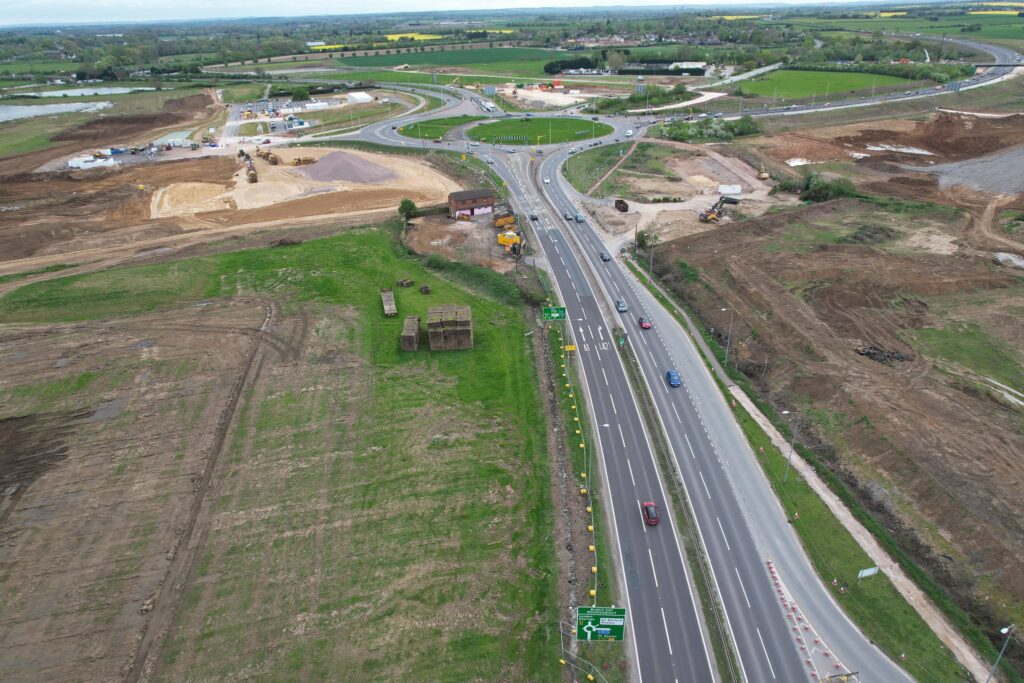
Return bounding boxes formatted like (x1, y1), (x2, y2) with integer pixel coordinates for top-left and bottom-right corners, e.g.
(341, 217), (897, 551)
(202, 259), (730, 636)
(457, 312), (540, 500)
(543, 306), (568, 321)
(577, 606), (626, 641)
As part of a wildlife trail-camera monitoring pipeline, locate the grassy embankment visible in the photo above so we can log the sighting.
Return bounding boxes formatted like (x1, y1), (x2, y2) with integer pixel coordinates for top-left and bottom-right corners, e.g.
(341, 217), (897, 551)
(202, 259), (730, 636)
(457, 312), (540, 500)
(338, 47), (568, 77)
(0, 227), (561, 682)
(398, 115), (486, 140)
(468, 118), (614, 145)
(737, 69), (913, 100)
(562, 144), (629, 194)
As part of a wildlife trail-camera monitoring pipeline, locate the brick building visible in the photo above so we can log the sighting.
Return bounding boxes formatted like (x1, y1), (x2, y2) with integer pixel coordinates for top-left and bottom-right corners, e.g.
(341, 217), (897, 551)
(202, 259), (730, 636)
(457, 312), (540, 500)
(448, 189), (495, 218)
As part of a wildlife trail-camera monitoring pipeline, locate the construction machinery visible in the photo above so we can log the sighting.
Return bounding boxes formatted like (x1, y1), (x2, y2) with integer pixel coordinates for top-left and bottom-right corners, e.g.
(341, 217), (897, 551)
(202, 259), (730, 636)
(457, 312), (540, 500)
(757, 163), (770, 181)
(201, 134), (215, 145)
(497, 230), (521, 253)
(698, 195), (739, 223)
(267, 154), (280, 166)
(614, 198), (629, 212)
(290, 157), (316, 166)
(245, 158), (258, 184)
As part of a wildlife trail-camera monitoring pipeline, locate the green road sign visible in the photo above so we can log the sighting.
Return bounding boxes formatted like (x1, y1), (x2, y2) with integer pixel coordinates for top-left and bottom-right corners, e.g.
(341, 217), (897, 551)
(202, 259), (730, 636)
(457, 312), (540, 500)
(577, 606), (626, 641)
(543, 306), (568, 321)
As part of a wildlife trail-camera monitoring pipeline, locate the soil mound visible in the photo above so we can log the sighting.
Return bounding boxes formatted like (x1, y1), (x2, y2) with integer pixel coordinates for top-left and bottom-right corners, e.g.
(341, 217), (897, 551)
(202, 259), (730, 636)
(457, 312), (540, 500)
(52, 93), (213, 143)
(301, 151), (397, 183)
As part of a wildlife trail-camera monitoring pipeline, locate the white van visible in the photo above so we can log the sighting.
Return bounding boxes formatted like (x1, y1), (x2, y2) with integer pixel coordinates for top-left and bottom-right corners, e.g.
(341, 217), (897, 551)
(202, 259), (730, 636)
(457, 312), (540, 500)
(624, 129), (634, 137)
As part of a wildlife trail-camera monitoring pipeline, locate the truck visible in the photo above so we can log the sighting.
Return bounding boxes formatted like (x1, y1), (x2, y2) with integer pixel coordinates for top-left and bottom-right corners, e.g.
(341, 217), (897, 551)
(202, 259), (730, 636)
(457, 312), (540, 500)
(381, 288), (397, 317)
(614, 199), (629, 212)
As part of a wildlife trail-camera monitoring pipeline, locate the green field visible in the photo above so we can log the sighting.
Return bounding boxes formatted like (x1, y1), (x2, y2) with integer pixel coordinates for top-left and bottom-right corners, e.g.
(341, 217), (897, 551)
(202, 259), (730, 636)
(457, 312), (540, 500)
(0, 227), (561, 681)
(774, 14), (1024, 48)
(468, 117), (614, 145)
(218, 82), (266, 104)
(329, 70), (518, 86)
(398, 115), (486, 140)
(562, 144), (628, 194)
(338, 47), (568, 77)
(737, 69), (912, 99)
(0, 60), (78, 75)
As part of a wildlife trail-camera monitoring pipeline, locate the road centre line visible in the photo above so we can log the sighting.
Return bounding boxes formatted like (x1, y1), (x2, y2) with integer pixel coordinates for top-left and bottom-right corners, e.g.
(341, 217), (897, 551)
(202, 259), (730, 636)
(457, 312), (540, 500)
(609, 394), (617, 415)
(756, 627), (777, 679)
(660, 607), (673, 656)
(617, 424), (626, 447)
(699, 471), (711, 500)
(684, 433), (696, 459)
(648, 548), (659, 588)
(716, 516), (731, 551)
(734, 566), (751, 608)
(671, 404), (681, 424)
(602, 368), (609, 386)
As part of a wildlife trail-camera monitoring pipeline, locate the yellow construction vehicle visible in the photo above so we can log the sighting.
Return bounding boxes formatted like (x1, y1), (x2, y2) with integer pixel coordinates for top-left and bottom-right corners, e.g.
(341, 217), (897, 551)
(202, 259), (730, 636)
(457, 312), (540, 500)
(497, 230), (521, 253)
(267, 154), (280, 166)
(290, 157), (316, 166)
(698, 196), (740, 223)
(757, 163), (770, 181)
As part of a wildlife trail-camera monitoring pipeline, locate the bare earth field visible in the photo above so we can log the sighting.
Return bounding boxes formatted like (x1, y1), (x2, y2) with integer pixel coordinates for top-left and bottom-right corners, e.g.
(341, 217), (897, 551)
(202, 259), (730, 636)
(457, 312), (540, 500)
(653, 114), (1024, 647)
(0, 147), (461, 278)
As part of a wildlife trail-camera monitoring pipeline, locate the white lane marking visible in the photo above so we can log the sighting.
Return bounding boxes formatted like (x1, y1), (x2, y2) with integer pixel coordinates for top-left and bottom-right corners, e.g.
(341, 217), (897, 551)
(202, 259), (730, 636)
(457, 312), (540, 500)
(734, 566), (751, 609)
(609, 394), (617, 415)
(637, 500), (647, 534)
(716, 516), (731, 551)
(647, 349), (656, 365)
(588, 325), (594, 339)
(575, 290), (580, 302)
(671, 403), (682, 424)
(627, 458), (636, 486)
(617, 424), (626, 447)
(756, 627), (777, 679)
(684, 433), (696, 459)
(597, 326), (604, 341)
(699, 471), (711, 500)
(660, 608), (673, 656)
(601, 368), (609, 386)
(648, 548), (659, 588)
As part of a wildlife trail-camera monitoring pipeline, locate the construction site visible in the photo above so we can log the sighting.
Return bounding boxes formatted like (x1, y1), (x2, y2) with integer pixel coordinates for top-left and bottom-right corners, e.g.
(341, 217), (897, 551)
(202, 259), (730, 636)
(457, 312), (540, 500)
(645, 110), (1024, 636)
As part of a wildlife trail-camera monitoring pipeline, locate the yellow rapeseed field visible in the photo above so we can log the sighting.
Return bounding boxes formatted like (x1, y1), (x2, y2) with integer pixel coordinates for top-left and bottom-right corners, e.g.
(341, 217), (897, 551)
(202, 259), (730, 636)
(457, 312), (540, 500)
(386, 33), (443, 41)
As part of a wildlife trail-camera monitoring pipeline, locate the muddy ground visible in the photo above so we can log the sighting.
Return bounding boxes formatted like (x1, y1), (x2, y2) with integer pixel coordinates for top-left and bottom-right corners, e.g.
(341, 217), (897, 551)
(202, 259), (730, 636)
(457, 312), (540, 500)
(654, 183), (1024, 653)
(404, 213), (520, 273)
(0, 146), (461, 273)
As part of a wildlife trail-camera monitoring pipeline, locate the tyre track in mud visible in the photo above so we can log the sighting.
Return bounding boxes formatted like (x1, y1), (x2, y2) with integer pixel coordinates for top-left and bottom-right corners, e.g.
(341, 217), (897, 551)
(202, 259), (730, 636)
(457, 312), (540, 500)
(125, 302), (276, 683)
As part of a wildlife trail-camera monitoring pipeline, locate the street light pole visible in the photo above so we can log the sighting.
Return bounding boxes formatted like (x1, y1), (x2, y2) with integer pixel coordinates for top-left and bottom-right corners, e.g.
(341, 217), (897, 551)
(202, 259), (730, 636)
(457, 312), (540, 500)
(782, 410), (802, 484)
(721, 307), (734, 365)
(984, 625), (1015, 683)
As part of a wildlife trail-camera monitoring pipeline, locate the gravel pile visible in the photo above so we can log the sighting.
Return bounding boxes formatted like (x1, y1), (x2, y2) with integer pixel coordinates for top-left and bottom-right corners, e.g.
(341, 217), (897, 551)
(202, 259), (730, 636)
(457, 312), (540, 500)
(301, 151), (397, 183)
(920, 146), (1024, 194)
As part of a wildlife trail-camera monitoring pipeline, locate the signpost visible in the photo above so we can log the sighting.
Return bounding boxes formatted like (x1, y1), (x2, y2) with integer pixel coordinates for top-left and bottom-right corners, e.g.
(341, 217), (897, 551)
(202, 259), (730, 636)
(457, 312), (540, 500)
(576, 606), (626, 641)
(543, 306), (568, 321)
(856, 566), (880, 582)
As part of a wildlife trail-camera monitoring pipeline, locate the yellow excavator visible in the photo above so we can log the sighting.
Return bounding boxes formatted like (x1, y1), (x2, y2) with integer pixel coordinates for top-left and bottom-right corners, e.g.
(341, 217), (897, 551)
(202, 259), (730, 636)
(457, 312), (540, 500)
(699, 196), (739, 223)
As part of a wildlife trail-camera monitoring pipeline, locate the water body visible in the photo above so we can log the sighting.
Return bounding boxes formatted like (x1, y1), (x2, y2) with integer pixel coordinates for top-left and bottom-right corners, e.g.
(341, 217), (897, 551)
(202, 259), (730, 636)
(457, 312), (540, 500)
(0, 101), (112, 122)
(22, 86), (155, 97)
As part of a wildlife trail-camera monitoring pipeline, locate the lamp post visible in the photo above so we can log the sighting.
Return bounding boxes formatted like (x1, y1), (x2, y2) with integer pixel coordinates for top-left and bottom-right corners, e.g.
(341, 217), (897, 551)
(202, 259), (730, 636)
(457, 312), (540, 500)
(984, 624), (1015, 683)
(720, 307), (734, 365)
(781, 410), (802, 484)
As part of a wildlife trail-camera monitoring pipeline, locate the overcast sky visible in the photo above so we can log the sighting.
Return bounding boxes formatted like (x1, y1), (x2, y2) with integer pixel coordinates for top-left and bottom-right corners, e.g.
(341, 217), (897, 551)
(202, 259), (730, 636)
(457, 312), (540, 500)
(3, 1), (868, 28)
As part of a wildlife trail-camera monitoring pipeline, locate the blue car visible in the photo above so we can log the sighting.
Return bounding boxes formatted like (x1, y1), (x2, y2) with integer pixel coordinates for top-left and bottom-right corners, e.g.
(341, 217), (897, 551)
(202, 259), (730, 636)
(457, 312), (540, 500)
(666, 369), (681, 387)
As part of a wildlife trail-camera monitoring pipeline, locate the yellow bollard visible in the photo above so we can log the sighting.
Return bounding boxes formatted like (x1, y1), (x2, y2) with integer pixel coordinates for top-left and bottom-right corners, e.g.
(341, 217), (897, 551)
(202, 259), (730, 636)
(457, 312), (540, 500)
(589, 545), (596, 552)
(587, 675), (595, 682)
(559, 659), (567, 666)
(580, 487), (587, 495)
(568, 393), (573, 398)
(580, 443), (585, 449)
(573, 417), (579, 422)
(581, 472), (587, 479)
(587, 524), (594, 532)
(591, 566), (598, 574)
(586, 506), (592, 513)
(589, 588), (596, 597)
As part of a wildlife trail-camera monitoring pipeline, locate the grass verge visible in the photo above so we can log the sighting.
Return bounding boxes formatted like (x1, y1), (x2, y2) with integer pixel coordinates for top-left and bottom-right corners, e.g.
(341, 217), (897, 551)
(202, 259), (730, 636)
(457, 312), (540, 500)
(468, 118), (614, 145)
(562, 144), (629, 194)
(398, 115), (486, 140)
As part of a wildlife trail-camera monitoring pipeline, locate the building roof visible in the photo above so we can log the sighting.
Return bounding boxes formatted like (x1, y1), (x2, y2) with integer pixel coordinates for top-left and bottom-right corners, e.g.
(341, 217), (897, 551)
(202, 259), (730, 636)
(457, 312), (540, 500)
(449, 188), (495, 202)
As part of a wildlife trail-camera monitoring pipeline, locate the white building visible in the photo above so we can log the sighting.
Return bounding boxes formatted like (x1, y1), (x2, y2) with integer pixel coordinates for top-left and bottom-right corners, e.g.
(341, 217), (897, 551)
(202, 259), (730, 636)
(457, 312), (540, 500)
(346, 91), (374, 104)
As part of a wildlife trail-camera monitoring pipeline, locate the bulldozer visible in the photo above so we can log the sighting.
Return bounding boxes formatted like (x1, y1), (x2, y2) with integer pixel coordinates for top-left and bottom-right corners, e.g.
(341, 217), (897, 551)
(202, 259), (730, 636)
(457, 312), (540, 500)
(291, 157), (316, 166)
(698, 195), (739, 223)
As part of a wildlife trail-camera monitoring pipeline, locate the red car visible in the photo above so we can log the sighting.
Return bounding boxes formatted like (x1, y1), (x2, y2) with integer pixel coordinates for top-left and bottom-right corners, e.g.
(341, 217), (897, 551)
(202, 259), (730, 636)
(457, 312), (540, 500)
(642, 501), (660, 526)
(638, 316), (652, 329)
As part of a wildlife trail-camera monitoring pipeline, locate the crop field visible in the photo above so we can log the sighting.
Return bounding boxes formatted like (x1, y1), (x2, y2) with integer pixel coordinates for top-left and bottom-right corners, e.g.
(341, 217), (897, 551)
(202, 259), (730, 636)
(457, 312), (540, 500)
(737, 69), (912, 99)
(399, 115), (486, 139)
(0, 227), (559, 682)
(338, 47), (568, 76)
(0, 60), (78, 75)
(468, 117), (614, 145)
(219, 82), (266, 103)
(775, 14), (1024, 48)
(329, 70), (516, 86)
(385, 32), (443, 41)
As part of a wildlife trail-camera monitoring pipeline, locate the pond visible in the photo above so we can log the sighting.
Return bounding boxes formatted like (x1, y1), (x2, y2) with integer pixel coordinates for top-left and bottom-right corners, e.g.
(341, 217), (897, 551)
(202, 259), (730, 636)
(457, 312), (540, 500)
(0, 101), (112, 122)
(21, 86), (156, 97)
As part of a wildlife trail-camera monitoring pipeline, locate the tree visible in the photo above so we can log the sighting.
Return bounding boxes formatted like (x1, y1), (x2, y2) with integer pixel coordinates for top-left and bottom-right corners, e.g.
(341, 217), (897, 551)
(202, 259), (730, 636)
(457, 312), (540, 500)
(292, 86), (310, 101)
(398, 198), (418, 220)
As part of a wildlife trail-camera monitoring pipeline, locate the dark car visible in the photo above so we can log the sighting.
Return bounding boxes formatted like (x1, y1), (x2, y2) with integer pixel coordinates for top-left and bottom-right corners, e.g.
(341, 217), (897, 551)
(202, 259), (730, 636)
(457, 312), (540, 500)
(666, 369), (681, 387)
(615, 299), (628, 312)
(638, 316), (652, 329)
(642, 501), (660, 526)
(530, 214), (539, 221)
(600, 251), (611, 262)
(564, 210), (573, 220)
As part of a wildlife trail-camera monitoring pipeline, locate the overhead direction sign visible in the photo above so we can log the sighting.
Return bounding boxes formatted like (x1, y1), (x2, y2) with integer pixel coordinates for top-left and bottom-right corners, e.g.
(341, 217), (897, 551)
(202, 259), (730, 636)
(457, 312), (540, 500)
(543, 306), (568, 321)
(576, 606), (626, 641)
